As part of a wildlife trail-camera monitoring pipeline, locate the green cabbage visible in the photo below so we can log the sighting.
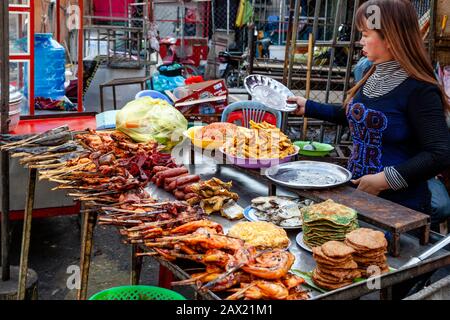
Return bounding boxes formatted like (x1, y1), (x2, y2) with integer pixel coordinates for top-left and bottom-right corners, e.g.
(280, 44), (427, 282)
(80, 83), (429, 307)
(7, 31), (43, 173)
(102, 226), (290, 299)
(116, 97), (187, 150)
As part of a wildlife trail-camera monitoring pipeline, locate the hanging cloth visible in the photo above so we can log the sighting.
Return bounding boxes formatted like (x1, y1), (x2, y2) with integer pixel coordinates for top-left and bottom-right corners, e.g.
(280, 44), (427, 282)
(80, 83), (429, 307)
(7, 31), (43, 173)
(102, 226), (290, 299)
(235, 0), (253, 28)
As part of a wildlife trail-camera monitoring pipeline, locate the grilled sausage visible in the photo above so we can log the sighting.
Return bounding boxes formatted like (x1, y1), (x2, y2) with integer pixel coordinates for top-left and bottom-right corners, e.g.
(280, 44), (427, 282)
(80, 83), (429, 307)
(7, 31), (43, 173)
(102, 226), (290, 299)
(175, 175), (200, 187)
(157, 167), (188, 179)
(174, 190), (186, 200)
(184, 193), (198, 200)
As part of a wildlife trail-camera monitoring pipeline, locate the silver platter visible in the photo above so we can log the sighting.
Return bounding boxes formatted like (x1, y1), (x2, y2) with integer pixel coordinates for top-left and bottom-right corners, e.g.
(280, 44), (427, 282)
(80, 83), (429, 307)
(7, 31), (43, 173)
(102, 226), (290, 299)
(244, 74), (297, 112)
(263, 160), (352, 189)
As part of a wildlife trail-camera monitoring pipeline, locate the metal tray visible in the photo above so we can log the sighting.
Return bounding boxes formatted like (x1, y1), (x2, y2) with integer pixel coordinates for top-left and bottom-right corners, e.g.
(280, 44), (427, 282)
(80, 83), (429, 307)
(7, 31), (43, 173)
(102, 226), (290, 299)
(263, 160), (352, 189)
(244, 74), (297, 112)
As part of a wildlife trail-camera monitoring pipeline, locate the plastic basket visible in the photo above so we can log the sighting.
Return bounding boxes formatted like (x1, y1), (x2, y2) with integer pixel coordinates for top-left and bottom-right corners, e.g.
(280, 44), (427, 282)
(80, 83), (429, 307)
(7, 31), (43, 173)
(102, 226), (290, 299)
(88, 285), (187, 300)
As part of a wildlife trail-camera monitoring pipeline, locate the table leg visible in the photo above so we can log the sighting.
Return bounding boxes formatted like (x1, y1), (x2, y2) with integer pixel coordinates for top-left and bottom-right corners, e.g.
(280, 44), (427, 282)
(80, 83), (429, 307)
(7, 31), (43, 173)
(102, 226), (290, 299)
(112, 86), (117, 110)
(420, 223), (430, 245)
(17, 168), (37, 300)
(100, 86), (104, 113)
(389, 232), (401, 257)
(107, 30), (110, 66)
(158, 265), (173, 289)
(131, 245), (143, 285)
(281, 112), (288, 132)
(380, 287), (392, 300)
(137, 32), (141, 67)
(190, 144), (195, 165)
(268, 183), (277, 196)
(77, 211), (98, 300)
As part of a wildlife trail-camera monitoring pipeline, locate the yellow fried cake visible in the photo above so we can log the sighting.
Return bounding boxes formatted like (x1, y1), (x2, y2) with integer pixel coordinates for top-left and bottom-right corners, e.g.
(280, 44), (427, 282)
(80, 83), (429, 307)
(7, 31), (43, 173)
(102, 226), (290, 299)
(228, 221), (290, 249)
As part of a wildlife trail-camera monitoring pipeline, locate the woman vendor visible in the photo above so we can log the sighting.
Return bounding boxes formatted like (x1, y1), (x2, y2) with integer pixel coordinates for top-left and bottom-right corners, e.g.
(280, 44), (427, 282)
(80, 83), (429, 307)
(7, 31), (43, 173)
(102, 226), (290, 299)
(288, 0), (450, 226)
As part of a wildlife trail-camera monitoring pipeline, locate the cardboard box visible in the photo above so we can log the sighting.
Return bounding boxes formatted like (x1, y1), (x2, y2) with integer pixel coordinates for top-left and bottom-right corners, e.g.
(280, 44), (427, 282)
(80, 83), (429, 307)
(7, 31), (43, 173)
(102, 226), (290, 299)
(165, 79), (228, 115)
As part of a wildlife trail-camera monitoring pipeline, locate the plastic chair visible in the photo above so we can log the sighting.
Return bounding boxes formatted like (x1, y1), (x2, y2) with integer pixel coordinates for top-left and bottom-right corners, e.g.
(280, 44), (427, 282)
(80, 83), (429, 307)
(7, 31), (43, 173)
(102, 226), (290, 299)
(221, 101), (283, 128)
(135, 90), (173, 105)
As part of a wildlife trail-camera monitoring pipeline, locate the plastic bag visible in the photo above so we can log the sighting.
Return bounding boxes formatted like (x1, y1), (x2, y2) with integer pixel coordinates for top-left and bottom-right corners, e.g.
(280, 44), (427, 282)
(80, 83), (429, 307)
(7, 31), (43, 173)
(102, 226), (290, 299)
(152, 71), (185, 92)
(116, 97), (188, 150)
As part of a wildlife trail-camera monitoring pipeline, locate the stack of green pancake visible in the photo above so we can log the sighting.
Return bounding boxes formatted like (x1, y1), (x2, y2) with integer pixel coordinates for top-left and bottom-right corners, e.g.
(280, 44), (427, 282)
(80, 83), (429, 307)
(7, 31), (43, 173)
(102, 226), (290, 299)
(302, 199), (359, 248)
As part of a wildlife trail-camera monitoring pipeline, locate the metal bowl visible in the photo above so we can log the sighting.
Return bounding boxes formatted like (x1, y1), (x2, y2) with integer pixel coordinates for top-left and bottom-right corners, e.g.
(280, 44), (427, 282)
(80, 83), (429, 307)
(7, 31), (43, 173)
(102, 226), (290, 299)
(263, 160), (352, 189)
(244, 75), (297, 112)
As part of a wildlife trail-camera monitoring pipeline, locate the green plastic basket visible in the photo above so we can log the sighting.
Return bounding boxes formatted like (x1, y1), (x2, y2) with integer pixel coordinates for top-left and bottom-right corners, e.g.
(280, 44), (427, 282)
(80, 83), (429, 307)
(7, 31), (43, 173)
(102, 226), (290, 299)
(88, 285), (187, 300)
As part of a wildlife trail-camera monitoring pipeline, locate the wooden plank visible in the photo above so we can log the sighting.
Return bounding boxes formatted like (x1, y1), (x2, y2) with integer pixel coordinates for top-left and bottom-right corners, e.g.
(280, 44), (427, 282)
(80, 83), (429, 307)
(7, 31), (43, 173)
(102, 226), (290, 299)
(306, 186), (430, 233)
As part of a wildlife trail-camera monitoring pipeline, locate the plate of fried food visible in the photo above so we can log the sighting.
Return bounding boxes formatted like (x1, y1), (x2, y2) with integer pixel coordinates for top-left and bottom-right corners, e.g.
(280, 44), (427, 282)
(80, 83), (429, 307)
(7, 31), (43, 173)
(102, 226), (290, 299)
(228, 221), (291, 250)
(244, 196), (314, 229)
(220, 121), (299, 168)
(184, 122), (238, 150)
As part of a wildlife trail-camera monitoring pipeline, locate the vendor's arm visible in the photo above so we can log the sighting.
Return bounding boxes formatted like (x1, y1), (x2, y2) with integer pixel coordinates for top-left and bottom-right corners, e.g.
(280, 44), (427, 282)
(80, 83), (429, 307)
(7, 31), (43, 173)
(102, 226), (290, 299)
(288, 96), (348, 125)
(385, 84), (450, 189)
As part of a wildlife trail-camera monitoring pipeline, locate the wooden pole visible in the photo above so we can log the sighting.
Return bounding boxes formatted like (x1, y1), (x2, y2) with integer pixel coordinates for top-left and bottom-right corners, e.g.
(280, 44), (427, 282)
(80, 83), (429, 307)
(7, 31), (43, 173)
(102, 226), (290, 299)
(282, 0), (295, 85)
(287, 1), (301, 89)
(1, 0), (11, 282)
(247, 0), (256, 100)
(77, 211), (98, 300)
(17, 169), (37, 300)
(77, 0), (84, 112)
(324, 0), (342, 103)
(302, 33), (314, 139)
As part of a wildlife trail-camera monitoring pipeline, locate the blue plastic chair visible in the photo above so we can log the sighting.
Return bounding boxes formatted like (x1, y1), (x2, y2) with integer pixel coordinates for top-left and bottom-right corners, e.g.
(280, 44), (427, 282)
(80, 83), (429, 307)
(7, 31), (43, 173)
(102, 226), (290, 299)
(135, 90), (173, 105)
(221, 101), (283, 128)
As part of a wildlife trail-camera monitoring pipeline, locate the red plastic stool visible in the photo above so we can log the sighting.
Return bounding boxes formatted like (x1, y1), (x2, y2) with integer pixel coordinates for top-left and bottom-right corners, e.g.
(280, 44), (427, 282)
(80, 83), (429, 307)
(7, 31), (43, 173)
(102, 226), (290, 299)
(225, 110), (277, 127)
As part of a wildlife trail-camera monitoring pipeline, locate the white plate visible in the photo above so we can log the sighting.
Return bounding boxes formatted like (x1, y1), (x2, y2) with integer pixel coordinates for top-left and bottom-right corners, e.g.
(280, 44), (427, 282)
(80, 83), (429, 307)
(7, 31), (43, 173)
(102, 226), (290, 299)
(244, 74), (297, 112)
(243, 202), (303, 230)
(296, 231), (313, 253)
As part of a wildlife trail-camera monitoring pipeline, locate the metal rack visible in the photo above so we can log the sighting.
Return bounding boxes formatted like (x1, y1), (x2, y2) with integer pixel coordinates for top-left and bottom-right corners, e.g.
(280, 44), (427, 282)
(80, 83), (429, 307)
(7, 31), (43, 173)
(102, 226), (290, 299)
(83, 0), (157, 72)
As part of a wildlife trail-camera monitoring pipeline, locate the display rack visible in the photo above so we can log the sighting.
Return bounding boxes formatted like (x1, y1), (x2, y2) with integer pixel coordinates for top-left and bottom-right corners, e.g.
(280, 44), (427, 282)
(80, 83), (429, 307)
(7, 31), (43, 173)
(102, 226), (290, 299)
(84, 0), (157, 72)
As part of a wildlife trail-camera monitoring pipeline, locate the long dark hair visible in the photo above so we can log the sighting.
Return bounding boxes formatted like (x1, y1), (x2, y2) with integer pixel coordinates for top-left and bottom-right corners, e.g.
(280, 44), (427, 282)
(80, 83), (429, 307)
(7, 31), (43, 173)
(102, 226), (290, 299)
(345, 0), (450, 114)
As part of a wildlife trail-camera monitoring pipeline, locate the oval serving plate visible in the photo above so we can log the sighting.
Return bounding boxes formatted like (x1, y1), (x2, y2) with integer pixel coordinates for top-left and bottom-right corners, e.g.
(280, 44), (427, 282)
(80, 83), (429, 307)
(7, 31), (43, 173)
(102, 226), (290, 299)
(262, 160), (352, 189)
(295, 231), (313, 253)
(244, 74), (297, 112)
(243, 205), (302, 230)
(219, 145), (299, 169)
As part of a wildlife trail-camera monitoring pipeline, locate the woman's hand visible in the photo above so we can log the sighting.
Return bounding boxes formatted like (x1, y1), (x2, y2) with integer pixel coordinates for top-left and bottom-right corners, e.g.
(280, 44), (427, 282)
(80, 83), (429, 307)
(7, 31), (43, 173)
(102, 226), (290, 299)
(287, 96), (307, 116)
(351, 172), (390, 196)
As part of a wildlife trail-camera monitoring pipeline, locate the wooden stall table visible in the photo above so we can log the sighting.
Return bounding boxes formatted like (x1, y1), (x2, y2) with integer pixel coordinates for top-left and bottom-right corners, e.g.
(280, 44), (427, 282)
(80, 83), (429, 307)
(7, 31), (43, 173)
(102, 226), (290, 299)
(221, 164), (430, 257)
(187, 143), (430, 257)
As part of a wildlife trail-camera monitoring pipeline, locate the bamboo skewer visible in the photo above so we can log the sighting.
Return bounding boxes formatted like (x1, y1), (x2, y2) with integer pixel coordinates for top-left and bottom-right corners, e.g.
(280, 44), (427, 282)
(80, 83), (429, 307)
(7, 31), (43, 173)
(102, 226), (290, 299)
(20, 151), (74, 164)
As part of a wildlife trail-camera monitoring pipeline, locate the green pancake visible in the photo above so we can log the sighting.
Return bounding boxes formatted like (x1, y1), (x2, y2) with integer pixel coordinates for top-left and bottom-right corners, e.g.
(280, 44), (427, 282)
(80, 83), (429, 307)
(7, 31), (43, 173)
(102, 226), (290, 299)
(302, 200), (359, 248)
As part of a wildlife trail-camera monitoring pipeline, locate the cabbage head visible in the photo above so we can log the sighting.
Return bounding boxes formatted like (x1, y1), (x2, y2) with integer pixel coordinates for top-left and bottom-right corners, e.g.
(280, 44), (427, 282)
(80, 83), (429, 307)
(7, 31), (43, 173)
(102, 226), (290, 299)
(116, 97), (187, 150)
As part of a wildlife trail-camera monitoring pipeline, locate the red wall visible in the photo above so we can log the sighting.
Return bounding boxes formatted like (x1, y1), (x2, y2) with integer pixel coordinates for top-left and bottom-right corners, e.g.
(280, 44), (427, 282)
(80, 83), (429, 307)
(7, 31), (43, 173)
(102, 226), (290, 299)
(93, 0), (134, 18)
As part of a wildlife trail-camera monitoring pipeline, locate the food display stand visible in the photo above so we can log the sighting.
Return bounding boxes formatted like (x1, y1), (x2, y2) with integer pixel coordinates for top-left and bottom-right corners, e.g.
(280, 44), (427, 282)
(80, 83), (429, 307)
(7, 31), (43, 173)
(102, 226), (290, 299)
(113, 164), (449, 300)
(4, 126), (447, 300)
